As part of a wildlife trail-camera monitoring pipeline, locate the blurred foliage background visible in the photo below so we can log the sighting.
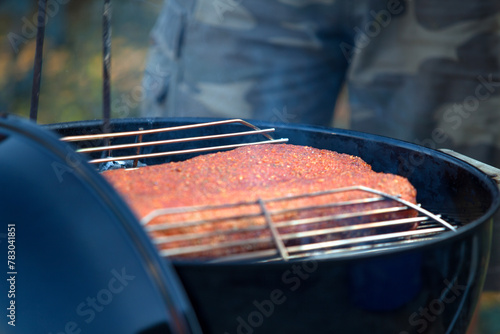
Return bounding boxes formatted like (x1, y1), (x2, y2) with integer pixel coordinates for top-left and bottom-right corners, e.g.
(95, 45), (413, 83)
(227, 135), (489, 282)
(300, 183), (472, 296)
(0, 0), (162, 124)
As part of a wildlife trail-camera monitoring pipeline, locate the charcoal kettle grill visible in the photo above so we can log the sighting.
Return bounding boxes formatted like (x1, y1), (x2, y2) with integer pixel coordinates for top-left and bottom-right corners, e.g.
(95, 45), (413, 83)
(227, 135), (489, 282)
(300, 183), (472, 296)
(1, 114), (499, 334)
(2, 0), (500, 332)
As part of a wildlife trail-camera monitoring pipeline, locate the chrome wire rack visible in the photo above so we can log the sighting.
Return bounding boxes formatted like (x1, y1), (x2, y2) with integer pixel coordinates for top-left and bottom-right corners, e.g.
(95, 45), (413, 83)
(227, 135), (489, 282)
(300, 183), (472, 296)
(141, 186), (458, 263)
(61, 119), (289, 166)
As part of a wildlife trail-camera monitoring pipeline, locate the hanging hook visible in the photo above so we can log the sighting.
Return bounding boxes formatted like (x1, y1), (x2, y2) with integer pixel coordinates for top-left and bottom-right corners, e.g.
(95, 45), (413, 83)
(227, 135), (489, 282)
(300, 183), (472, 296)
(29, 0), (48, 123)
(102, 0), (112, 140)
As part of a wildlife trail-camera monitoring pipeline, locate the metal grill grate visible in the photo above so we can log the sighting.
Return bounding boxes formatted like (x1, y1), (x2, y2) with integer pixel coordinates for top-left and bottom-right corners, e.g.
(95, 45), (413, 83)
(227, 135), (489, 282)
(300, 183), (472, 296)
(61, 119), (289, 166)
(140, 186), (457, 263)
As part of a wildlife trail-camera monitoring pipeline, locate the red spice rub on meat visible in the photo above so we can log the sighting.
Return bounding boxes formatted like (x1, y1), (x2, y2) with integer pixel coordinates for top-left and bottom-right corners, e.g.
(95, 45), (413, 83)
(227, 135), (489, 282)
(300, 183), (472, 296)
(103, 144), (417, 259)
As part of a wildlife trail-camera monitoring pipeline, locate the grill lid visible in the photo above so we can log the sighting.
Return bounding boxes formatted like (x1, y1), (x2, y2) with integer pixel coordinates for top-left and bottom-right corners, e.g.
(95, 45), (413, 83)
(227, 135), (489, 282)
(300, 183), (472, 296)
(0, 114), (201, 334)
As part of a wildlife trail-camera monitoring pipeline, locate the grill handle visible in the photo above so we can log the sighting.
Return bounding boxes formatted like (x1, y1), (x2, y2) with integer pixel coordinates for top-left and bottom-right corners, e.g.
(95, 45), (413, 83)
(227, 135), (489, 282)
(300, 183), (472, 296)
(440, 149), (500, 188)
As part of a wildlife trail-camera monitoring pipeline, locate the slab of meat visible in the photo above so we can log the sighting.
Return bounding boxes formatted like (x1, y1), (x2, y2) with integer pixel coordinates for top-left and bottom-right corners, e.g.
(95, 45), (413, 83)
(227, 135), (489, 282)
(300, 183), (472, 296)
(103, 144), (417, 259)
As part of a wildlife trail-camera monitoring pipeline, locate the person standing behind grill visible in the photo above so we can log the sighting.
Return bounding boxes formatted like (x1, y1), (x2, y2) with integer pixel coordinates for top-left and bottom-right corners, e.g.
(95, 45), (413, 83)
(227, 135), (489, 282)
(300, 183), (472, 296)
(141, 0), (500, 298)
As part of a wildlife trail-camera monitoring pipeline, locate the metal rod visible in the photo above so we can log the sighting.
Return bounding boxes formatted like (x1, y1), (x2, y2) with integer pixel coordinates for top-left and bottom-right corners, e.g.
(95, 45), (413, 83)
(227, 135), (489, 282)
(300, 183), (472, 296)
(273, 236), (440, 262)
(279, 217), (429, 240)
(142, 200), (262, 226)
(88, 138), (288, 164)
(75, 128), (276, 153)
(133, 128), (143, 167)
(209, 249), (280, 263)
(158, 237), (274, 257)
(258, 198), (289, 261)
(61, 119), (276, 142)
(353, 186), (457, 232)
(102, 0), (112, 136)
(268, 196), (387, 217)
(263, 186), (399, 204)
(145, 213), (263, 232)
(286, 227), (447, 254)
(29, 0), (48, 123)
(152, 224), (269, 244)
(275, 206), (410, 229)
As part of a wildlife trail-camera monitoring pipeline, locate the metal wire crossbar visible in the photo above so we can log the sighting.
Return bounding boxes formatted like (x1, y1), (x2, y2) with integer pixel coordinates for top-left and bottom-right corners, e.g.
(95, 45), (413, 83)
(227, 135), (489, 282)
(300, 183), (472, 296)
(61, 119), (289, 165)
(140, 186), (458, 263)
